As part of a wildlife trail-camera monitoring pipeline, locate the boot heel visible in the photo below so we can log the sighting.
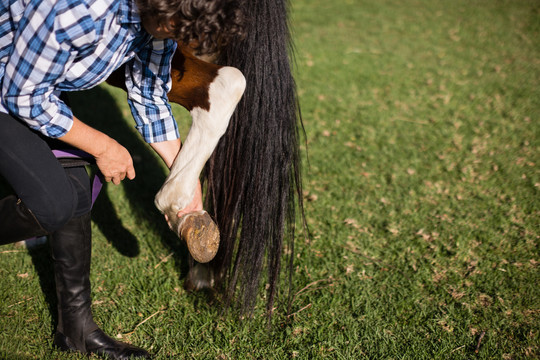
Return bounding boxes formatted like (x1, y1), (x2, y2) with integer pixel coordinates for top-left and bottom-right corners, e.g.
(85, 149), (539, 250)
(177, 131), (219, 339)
(53, 332), (78, 352)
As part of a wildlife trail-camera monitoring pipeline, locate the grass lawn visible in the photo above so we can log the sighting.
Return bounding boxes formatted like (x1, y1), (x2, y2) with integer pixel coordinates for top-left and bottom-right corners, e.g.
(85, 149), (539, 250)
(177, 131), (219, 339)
(1, 0), (538, 359)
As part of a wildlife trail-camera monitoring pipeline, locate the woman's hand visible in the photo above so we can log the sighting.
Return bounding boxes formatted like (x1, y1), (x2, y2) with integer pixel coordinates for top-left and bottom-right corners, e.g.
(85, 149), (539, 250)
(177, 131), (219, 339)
(94, 138), (136, 185)
(176, 180), (204, 217)
(162, 180), (204, 227)
(59, 116), (135, 184)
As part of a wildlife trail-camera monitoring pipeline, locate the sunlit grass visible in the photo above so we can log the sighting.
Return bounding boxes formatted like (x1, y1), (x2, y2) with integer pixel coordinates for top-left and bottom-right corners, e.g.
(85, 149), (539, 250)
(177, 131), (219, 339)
(1, 0), (538, 358)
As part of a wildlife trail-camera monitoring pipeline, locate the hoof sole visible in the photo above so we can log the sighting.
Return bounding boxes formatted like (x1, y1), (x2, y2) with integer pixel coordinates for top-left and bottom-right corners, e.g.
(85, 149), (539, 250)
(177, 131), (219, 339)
(179, 212), (219, 263)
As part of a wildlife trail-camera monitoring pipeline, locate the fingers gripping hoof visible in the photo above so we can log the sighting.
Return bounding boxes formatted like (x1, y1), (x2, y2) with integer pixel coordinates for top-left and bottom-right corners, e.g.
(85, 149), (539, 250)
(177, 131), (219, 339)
(178, 211), (219, 263)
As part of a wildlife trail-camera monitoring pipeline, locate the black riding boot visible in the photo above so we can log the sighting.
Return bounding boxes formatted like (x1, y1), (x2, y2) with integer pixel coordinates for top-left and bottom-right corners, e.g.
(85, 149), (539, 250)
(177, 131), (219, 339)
(50, 212), (150, 359)
(0, 195), (48, 245)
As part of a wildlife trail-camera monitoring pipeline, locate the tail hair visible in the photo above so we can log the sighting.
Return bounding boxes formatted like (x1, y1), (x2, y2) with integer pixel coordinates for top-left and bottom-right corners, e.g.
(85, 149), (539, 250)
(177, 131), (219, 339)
(204, 0), (305, 316)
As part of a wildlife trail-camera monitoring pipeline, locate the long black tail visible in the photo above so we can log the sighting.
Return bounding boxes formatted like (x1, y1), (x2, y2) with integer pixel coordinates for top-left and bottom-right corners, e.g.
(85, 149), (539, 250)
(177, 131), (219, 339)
(204, 0), (304, 315)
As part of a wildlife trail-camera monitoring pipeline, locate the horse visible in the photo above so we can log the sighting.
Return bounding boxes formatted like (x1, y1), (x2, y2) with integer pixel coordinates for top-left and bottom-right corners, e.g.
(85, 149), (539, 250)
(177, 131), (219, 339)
(108, 0), (304, 316)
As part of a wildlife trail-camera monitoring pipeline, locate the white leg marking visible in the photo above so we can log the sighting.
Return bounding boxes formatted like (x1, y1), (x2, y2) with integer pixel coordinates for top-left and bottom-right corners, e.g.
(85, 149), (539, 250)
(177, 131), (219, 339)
(155, 67), (246, 223)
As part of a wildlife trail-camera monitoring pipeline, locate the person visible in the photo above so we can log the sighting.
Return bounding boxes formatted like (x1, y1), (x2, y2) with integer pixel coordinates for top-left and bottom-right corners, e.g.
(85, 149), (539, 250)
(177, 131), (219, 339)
(0, 0), (243, 358)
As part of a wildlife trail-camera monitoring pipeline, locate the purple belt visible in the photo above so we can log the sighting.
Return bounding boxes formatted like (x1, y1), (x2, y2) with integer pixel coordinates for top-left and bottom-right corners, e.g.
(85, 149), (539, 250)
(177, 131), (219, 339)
(52, 149), (104, 207)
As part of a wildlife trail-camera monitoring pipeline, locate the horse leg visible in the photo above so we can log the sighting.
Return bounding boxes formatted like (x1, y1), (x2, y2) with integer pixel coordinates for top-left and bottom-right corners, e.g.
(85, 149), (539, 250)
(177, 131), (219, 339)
(154, 46), (246, 263)
(105, 47), (244, 263)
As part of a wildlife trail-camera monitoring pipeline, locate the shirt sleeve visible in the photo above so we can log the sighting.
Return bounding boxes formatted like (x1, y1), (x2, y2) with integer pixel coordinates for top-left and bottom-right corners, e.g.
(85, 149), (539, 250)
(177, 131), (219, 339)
(125, 37), (179, 143)
(1, 0), (96, 138)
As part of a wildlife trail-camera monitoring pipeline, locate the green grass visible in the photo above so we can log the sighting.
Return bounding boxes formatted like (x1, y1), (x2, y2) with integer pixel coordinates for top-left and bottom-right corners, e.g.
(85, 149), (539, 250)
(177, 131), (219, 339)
(1, 0), (539, 358)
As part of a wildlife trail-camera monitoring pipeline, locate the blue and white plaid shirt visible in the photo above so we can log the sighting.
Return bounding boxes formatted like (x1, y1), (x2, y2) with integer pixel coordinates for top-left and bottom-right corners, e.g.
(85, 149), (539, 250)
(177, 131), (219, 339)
(0, 0), (179, 143)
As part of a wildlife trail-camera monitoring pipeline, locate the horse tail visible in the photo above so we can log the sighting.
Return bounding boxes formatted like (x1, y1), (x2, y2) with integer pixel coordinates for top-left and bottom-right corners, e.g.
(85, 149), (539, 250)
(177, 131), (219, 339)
(204, 0), (305, 315)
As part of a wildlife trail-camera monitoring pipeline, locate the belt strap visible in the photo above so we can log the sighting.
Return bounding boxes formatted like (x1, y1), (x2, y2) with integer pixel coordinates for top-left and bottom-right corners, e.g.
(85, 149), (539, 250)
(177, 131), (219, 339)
(52, 149), (103, 207)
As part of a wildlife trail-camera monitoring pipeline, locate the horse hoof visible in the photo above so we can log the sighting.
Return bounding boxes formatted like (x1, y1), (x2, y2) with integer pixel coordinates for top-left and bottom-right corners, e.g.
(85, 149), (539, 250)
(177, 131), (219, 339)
(184, 263), (215, 292)
(178, 211), (219, 263)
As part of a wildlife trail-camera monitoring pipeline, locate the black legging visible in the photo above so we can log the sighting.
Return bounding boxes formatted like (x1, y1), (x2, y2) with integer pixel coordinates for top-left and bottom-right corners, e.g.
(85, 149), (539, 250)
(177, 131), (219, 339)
(0, 112), (92, 232)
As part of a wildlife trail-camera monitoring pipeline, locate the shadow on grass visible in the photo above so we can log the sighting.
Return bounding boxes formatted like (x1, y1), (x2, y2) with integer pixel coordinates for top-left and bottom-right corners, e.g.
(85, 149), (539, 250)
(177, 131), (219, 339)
(26, 244), (58, 337)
